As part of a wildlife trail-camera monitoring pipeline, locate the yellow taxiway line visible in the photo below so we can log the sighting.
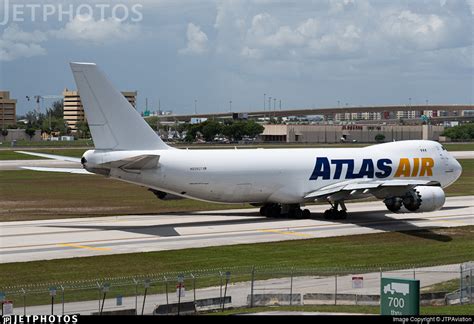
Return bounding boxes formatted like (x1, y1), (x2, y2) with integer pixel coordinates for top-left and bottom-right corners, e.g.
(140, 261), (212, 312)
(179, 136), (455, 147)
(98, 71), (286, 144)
(259, 229), (313, 238)
(58, 243), (111, 251)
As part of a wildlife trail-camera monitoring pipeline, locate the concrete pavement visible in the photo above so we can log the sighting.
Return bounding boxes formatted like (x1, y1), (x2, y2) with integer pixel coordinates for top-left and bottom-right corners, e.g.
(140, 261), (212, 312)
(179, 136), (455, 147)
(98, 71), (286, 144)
(0, 196), (472, 263)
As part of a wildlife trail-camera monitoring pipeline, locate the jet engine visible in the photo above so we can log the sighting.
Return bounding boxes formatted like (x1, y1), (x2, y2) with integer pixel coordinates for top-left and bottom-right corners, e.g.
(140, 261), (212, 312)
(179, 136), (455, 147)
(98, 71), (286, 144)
(384, 186), (445, 213)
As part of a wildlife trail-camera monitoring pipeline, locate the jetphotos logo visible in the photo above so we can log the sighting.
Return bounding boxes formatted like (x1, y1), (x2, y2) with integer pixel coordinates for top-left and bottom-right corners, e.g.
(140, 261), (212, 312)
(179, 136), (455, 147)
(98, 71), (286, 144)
(0, 0), (144, 25)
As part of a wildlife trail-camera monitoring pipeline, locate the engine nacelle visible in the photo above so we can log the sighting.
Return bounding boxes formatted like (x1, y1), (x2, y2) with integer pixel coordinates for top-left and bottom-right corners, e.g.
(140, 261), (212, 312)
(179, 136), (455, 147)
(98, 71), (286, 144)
(384, 186), (445, 213)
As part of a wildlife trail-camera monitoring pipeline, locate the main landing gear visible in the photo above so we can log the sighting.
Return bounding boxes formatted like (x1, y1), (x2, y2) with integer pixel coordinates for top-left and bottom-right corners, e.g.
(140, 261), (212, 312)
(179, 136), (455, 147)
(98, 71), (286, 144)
(259, 203), (311, 219)
(323, 201), (347, 220)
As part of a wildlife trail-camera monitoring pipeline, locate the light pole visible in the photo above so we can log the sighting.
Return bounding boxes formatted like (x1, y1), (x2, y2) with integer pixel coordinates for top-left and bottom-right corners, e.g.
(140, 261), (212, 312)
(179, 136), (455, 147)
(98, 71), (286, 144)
(268, 97), (271, 120)
(263, 93), (266, 120)
(194, 99), (197, 115)
(1, 99), (4, 130)
(229, 100), (232, 112)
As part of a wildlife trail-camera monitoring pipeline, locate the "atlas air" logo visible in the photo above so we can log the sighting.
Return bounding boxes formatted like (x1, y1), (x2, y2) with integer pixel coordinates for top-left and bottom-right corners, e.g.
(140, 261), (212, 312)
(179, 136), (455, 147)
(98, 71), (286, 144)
(309, 157), (434, 180)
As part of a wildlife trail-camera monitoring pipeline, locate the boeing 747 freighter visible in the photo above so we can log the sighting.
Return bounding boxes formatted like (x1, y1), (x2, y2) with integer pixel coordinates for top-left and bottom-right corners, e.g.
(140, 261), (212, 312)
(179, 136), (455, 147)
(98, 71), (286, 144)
(18, 63), (462, 220)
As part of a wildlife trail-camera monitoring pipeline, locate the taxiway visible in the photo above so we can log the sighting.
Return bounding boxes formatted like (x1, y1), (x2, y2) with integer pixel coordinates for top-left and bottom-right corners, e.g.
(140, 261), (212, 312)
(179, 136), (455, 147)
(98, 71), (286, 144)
(0, 196), (472, 263)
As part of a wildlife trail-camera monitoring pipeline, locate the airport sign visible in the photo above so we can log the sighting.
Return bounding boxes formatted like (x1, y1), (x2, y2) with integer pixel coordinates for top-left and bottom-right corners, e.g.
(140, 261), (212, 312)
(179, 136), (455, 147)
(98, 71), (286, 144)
(352, 276), (363, 289)
(2, 301), (13, 315)
(49, 287), (57, 297)
(381, 277), (419, 315)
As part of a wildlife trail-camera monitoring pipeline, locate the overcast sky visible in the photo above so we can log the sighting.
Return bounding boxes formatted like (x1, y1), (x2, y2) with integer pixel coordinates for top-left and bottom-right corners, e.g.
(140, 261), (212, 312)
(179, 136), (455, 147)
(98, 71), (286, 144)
(0, 0), (473, 116)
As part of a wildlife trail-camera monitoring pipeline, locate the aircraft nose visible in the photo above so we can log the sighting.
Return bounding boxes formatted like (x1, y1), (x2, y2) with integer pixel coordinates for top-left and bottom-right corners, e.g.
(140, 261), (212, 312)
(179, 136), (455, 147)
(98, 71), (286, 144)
(451, 157), (462, 182)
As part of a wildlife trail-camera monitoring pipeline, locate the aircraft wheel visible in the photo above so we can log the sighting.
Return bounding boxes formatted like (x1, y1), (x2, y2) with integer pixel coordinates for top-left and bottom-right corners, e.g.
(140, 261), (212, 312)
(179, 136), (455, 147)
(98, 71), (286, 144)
(269, 205), (281, 218)
(302, 209), (311, 219)
(293, 208), (303, 219)
(259, 206), (267, 216)
(337, 210), (347, 220)
(323, 209), (332, 220)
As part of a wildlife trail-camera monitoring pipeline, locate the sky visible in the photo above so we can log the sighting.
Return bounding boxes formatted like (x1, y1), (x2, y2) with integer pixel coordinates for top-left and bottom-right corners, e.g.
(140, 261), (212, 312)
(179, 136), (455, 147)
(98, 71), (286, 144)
(0, 0), (473, 116)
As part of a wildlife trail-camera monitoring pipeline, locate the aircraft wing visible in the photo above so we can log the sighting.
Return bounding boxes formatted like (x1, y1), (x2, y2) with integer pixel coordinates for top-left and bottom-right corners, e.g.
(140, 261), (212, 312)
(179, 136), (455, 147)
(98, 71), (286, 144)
(15, 151), (81, 163)
(304, 179), (440, 200)
(21, 167), (93, 174)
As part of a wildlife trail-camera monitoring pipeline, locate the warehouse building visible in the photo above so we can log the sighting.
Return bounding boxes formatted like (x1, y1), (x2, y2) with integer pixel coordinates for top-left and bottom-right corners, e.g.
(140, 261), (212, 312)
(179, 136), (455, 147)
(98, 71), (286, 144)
(261, 124), (445, 143)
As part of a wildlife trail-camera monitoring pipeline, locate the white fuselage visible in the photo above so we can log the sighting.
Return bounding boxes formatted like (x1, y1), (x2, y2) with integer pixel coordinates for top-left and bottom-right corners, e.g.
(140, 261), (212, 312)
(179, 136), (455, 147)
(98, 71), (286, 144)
(83, 140), (462, 204)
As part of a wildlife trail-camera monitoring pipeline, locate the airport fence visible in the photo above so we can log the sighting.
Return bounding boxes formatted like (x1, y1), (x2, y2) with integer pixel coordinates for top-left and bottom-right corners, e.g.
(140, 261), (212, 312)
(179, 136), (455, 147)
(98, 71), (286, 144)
(1, 263), (472, 315)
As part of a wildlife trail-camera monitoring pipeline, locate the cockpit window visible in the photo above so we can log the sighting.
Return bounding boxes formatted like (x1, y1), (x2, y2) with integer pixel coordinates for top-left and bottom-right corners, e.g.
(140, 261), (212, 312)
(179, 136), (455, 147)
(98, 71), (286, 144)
(441, 145), (447, 151)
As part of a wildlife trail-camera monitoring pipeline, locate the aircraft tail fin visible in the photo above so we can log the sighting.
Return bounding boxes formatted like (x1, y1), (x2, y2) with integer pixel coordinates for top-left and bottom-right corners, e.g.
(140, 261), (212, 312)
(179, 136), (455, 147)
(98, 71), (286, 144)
(70, 62), (170, 151)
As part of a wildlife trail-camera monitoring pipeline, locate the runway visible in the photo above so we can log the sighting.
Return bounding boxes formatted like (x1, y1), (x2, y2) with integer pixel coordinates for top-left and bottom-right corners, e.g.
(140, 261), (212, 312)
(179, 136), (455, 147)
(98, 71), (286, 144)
(0, 196), (472, 264)
(0, 150), (473, 171)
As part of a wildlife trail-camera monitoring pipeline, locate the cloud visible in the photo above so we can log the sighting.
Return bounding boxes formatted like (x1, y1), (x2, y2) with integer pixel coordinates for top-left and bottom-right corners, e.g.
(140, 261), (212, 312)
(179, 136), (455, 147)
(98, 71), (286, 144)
(179, 23), (209, 55)
(0, 13), (141, 61)
(52, 14), (140, 44)
(208, 0), (473, 71)
(0, 24), (47, 61)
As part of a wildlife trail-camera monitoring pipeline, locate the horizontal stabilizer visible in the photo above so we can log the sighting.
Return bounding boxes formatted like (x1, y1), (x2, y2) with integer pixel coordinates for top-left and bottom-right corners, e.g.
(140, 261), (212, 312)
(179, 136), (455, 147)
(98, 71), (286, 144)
(21, 167), (92, 174)
(104, 154), (160, 170)
(15, 151), (81, 163)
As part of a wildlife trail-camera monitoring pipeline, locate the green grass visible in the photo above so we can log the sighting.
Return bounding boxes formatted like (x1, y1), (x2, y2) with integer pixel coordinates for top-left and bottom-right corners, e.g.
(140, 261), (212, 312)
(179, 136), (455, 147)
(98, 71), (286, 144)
(444, 143), (474, 151)
(421, 278), (460, 294)
(0, 170), (246, 221)
(213, 304), (474, 315)
(0, 226), (472, 308)
(444, 159), (474, 196)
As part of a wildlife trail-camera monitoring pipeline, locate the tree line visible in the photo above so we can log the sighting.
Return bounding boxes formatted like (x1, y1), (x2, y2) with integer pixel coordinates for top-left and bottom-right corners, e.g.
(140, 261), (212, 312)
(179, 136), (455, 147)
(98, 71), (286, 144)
(1, 101), (74, 140)
(146, 118), (265, 142)
(442, 123), (474, 141)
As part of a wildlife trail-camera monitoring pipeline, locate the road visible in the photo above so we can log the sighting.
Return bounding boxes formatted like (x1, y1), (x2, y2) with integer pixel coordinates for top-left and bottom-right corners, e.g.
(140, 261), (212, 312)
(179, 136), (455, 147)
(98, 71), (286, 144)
(0, 151), (472, 170)
(9, 263), (462, 315)
(0, 196), (472, 263)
